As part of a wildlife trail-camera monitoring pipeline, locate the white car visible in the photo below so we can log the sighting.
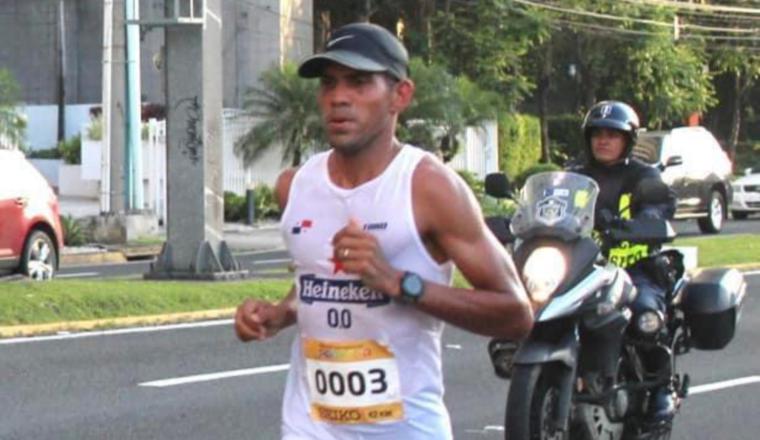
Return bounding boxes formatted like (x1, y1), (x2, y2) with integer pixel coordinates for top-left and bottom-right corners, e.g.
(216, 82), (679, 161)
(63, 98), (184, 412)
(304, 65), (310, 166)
(731, 169), (760, 219)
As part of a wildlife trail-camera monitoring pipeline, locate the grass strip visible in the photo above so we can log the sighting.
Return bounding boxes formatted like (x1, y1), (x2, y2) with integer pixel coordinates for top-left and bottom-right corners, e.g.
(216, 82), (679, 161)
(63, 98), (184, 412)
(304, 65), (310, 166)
(673, 233), (760, 268)
(0, 279), (291, 327)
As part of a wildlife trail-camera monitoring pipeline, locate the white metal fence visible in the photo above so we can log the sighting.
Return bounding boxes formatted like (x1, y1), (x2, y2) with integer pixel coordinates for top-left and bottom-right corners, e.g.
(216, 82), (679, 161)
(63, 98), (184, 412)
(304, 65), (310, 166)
(222, 109), (286, 195)
(144, 118), (167, 223)
(81, 114), (498, 222)
(447, 120), (499, 180)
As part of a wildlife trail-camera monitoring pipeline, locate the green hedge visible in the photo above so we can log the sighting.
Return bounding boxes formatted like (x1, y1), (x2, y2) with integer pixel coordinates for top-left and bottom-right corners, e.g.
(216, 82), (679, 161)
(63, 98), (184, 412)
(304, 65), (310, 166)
(223, 185), (280, 223)
(224, 191), (246, 222)
(457, 170), (516, 217)
(27, 136), (82, 164)
(514, 162), (563, 188)
(498, 113), (541, 181)
(547, 113), (585, 166)
(58, 134), (81, 165)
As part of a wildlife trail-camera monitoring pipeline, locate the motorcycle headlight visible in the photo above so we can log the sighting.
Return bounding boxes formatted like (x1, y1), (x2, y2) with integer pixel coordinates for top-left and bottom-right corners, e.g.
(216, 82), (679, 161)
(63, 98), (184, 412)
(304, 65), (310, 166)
(522, 246), (568, 303)
(637, 310), (664, 334)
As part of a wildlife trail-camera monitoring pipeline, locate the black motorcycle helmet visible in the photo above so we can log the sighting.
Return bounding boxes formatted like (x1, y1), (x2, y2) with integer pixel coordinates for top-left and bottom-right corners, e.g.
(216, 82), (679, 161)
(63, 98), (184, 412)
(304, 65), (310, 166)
(582, 100), (640, 163)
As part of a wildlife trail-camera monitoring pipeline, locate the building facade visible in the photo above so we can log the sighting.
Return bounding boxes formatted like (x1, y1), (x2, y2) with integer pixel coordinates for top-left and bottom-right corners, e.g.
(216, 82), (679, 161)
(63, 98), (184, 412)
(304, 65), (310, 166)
(0, 0), (313, 108)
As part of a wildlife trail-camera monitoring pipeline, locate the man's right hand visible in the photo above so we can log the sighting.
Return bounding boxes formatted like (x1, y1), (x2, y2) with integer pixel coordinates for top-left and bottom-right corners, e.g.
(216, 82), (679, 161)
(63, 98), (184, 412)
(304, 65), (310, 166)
(234, 299), (287, 342)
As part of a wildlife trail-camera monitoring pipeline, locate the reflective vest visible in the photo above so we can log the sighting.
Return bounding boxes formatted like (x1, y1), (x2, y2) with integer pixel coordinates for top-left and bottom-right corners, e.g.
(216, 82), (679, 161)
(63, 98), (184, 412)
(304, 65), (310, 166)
(606, 193), (650, 268)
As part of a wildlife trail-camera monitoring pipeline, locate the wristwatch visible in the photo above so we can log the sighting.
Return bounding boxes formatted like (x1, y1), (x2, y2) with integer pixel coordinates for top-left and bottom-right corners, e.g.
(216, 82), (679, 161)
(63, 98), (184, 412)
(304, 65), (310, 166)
(399, 271), (425, 304)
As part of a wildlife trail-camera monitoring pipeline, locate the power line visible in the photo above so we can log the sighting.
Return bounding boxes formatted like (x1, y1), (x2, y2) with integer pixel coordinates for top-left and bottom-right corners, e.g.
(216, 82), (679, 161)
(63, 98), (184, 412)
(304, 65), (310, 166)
(623, 0), (760, 16)
(552, 16), (760, 49)
(514, 0), (760, 34)
(618, 0), (760, 26)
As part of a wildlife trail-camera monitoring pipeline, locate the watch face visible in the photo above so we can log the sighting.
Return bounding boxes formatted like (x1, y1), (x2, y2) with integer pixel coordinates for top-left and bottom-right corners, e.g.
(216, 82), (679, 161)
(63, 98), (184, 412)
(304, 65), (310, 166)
(401, 272), (424, 302)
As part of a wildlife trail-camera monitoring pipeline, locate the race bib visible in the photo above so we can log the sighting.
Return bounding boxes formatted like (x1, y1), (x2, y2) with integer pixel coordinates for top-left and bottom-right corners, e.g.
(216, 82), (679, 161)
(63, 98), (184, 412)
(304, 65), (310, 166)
(303, 338), (404, 425)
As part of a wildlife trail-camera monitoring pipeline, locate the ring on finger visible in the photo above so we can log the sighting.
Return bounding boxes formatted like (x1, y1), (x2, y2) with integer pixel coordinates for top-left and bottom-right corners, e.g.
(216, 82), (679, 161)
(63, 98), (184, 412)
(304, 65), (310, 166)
(342, 248), (350, 258)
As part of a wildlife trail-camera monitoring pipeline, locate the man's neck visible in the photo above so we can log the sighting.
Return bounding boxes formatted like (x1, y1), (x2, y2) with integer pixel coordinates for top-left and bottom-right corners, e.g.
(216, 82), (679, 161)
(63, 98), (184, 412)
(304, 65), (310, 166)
(329, 138), (403, 189)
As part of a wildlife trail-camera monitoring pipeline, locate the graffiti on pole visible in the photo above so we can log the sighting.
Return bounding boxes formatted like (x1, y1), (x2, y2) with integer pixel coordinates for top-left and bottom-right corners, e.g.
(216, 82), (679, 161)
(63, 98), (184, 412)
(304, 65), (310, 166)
(174, 96), (202, 165)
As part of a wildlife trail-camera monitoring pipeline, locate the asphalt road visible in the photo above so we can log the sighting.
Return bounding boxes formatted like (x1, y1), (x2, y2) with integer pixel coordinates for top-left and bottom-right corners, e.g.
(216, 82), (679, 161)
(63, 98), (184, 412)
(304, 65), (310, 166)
(1, 272), (758, 440)
(674, 217), (759, 237)
(56, 218), (760, 280)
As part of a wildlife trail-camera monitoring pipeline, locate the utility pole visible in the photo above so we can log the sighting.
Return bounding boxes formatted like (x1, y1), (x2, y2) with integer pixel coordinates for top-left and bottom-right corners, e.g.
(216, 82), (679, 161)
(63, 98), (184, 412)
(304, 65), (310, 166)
(125, 0), (143, 210)
(108, 0), (127, 213)
(57, 0), (66, 143)
(140, 0), (244, 280)
(101, 0), (113, 213)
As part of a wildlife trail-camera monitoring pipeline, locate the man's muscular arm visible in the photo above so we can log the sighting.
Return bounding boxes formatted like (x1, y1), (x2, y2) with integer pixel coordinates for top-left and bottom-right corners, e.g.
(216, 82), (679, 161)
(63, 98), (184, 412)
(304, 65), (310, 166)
(410, 157), (534, 338)
(332, 156), (534, 339)
(234, 168), (299, 342)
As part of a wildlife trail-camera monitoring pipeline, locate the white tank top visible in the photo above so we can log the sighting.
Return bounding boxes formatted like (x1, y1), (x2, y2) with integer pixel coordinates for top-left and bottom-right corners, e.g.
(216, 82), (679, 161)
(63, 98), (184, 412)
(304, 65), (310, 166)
(279, 145), (454, 440)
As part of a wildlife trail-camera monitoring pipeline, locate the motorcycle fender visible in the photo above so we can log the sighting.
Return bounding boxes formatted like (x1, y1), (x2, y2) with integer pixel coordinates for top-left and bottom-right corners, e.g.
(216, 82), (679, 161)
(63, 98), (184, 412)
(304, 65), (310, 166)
(514, 331), (579, 369)
(583, 308), (631, 331)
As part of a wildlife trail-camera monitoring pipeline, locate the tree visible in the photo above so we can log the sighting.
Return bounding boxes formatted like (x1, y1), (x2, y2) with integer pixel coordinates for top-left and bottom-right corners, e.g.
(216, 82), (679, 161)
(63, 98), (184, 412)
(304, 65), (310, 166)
(431, 0), (546, 110)
(400, 58), (500, 161)
(528, 1), (715, 130)
(0, 69), (25, 150)
(612, 37), (716, 129)
(234, 63), (325, 167)
(711, 49), (760, 160)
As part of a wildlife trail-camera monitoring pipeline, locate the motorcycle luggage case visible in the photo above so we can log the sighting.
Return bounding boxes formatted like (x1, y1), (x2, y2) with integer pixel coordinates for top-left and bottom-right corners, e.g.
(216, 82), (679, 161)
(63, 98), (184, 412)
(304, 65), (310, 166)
(681, 268), (746, 350)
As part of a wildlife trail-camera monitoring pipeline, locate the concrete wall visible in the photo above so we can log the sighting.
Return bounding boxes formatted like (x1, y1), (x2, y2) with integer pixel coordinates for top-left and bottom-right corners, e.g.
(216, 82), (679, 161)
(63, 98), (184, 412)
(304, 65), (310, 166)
(0, 0), (60, 104)
(223, 0), (313, 108)
(59, 163), (99, 197)
(0, 0), (313, 109)
(20, 103), (96, 149)
(28, 158), (64, 192)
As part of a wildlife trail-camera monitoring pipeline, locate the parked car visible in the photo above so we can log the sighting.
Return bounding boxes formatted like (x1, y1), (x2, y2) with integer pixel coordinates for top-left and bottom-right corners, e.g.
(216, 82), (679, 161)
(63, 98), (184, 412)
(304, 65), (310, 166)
(633, 126), (733, 234)
(731, 168), (760, 219)
(0, 148), (64, 279)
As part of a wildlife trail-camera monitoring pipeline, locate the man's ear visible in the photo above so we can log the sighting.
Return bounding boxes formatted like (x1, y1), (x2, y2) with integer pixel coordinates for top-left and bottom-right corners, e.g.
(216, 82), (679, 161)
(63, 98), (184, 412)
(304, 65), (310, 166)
(391, 79), (415, 113)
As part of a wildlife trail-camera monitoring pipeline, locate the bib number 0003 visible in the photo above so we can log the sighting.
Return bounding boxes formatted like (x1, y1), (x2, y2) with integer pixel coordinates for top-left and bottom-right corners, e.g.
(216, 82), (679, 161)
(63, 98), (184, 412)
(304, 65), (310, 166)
(303, 338), (404, 424)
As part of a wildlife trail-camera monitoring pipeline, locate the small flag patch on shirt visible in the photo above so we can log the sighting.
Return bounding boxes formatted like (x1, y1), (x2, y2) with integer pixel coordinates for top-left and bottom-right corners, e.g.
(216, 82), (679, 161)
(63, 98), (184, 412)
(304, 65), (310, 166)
(292, 219), (313, 234)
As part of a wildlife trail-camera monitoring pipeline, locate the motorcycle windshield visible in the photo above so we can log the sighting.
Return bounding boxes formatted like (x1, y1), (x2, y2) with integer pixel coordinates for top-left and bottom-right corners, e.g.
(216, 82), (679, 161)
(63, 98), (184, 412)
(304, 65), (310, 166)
(511, 171), (599, 240)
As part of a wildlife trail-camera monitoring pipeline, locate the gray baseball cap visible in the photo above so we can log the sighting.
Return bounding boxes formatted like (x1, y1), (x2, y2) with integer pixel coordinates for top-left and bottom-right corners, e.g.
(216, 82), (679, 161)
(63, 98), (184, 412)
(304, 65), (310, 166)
(298, 22), (409, 80)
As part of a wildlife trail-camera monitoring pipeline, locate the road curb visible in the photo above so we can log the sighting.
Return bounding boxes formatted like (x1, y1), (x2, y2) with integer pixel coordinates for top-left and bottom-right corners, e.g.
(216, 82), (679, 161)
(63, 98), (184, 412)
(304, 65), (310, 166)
(61, 251), (127, 266)
(0, 308), (236, 339)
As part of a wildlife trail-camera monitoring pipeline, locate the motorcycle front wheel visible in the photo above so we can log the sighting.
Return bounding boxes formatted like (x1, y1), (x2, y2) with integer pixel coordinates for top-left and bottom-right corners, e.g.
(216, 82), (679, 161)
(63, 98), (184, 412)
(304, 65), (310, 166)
(505, 363), (569, 440)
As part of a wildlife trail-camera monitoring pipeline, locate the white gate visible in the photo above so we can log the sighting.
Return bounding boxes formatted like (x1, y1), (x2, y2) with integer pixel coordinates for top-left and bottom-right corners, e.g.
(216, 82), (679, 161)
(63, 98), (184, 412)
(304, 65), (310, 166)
(144, 118), (167, 223)
(447, 120), (499, 179)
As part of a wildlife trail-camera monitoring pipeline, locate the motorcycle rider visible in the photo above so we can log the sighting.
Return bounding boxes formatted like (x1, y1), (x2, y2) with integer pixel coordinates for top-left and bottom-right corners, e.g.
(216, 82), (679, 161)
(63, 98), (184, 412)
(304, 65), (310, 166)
(575, 100), (678, 424)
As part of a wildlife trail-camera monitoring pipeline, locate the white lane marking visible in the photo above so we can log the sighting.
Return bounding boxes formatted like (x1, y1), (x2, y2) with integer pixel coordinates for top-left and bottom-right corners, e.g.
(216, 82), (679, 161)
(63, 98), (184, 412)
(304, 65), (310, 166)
(233, 249), (286, 257)
(463, 376), (760, 433)
(0, 319), (232, 345)
(56, 272), (100, 279)
(689, 376), (760, 395)
(250, 258), (291, 265)
(445, 344), (462, 350)
(465, 425), (504, 434)
(65, 259), (153, 268)
(743, 270), (760, 277)
(139, 364), (290, 388)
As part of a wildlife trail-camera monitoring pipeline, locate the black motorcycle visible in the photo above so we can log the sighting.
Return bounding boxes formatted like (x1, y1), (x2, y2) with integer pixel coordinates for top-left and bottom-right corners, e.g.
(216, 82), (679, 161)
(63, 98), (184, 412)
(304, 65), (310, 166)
(485, 171), (746, 440)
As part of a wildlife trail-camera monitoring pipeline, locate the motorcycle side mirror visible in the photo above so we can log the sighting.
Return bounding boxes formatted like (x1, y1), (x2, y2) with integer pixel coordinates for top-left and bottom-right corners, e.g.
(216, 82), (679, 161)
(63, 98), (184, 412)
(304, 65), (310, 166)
(485, 172), (513, 198)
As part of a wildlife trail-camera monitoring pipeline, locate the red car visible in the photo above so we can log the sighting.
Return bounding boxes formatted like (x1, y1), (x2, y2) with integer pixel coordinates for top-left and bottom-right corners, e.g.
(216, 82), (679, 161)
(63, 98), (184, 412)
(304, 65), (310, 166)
(0, 148), (64, 279)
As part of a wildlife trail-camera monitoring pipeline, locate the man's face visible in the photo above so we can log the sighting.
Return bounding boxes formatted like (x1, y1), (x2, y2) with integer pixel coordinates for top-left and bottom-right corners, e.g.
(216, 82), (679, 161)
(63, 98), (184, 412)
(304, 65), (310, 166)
(590, 128), (627, 165)
(318, 64), (400, 155)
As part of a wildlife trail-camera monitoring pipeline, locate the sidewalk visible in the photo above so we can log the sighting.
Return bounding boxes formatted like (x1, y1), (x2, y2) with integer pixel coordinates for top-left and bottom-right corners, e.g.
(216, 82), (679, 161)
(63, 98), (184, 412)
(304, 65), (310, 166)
(59, 196), (285, 266)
